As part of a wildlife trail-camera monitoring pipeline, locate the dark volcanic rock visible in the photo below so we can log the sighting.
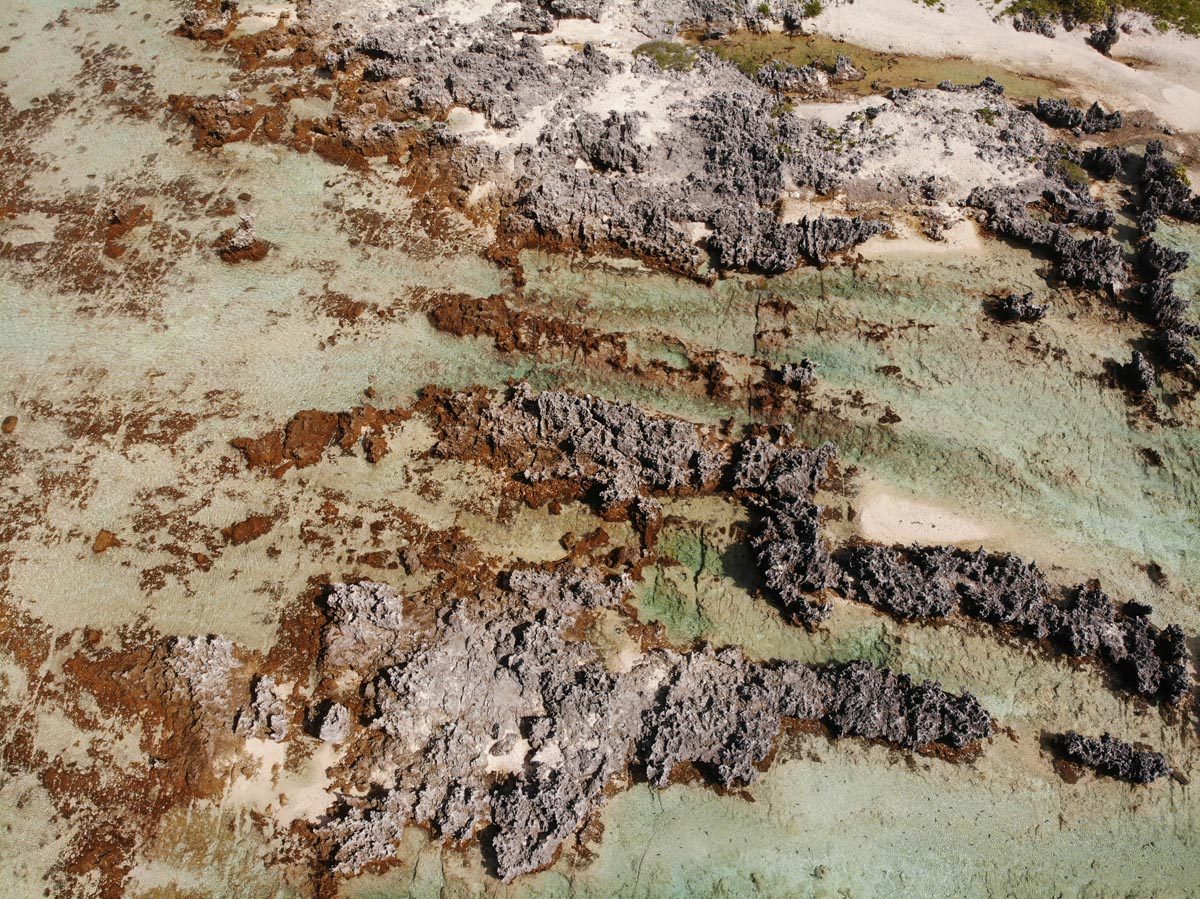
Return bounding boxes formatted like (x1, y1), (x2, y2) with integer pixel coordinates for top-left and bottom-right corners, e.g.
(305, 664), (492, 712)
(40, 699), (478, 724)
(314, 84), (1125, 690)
(1087, 16), (1120, 55)
(734, 439), (838, 627)
(1140, 141), (1200, 232)
(835, 546), (1192, 705)
(821, 661), (991, 749)
(989, 291), (1050, 322)
(1054, 232), (1124, 289)
(708, 208), (887, 273)
(1034, 97), (1084, 129)
(1138, 237), (1190, 281)
(1053, 731), (1170, 783)
(794, 214), (888, 264)
(1159, 328), (1199, 368)
(838, 545), (960, 619)
(1121, 350), (1158, 393)
(967, 187), (1123, 291)
(1033, 98), (1122, 133)
(1082, 145), (1129, 180)
(1082, 101), (1123, 133)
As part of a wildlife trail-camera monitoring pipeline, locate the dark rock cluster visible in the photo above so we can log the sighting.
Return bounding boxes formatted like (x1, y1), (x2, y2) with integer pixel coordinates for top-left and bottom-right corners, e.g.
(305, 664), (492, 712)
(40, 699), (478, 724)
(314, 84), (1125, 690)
(1081, 145), (1130, 180)
(966, 187), (1123, 291)
(734, 438), (838, 627)
(988, 291), (1051, 322)
(835, 545), (1191, 705)
(1033, 98), (1123, 134)
(1086, 16), (1120, 55)
(1138, 140), (1200, 232)
(1041, 184), (1115, 231)
(434, 384), (727, 516)
(1012, 10), (1057, 37)
(1133, 143), (1200, 370)
(1120, 350), (1158, 393)
(1053, 731), (1171, 784)
(708, 207), (888, 273)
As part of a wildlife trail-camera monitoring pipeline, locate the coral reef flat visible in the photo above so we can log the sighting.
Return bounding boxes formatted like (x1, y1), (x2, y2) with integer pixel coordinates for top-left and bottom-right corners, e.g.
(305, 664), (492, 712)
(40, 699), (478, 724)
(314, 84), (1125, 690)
(1, 1), (1200, 897)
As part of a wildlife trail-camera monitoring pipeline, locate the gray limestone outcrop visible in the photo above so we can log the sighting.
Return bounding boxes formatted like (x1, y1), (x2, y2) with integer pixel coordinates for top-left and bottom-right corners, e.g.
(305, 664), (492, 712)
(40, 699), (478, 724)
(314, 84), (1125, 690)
(317, 702), (352, 744)
(316, 573), (991, 881)
(284, 2), (1060, 278)
(234, 675), (289, 742)
(1053, 731), (1171, 783)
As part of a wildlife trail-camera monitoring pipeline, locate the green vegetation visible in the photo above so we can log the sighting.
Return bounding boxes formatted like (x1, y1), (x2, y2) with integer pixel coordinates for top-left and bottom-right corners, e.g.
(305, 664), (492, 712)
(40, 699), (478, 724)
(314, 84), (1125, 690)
(634, 570), (712, 644)
(758, 2), (772, 15)
(1005, 0), (1200, 36)
(1174, 163), (1193, 187)
(977, 106), (998, 126)
(1057, 158), (1091, 188)
(632, 40), (697, 72)
(801, 0), (825, 16)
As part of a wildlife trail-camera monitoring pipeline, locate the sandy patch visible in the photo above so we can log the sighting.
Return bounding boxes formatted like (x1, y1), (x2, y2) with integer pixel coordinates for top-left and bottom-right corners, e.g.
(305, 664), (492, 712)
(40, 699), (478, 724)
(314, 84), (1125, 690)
(858, 218), (985, 258)
(856, 480), (990, 545)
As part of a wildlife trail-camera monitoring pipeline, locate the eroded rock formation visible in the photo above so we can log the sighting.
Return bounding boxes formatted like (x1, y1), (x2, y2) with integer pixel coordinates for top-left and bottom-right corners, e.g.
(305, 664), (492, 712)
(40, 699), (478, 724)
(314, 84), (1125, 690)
(967, 186), (1123, 291)
(836, 545), (1191, 705)
(316, 570), (991, 881)
(989, 291), (1050, 323)
(734, 437), (839, 627)
(1053, 731), (1171, 784)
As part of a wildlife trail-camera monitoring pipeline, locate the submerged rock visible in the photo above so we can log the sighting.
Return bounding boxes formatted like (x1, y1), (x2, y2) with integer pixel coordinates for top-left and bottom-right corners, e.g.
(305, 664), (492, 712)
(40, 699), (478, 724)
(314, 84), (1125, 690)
(989, 291), (1051, 322)
(1053, 732), (1170, 783)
